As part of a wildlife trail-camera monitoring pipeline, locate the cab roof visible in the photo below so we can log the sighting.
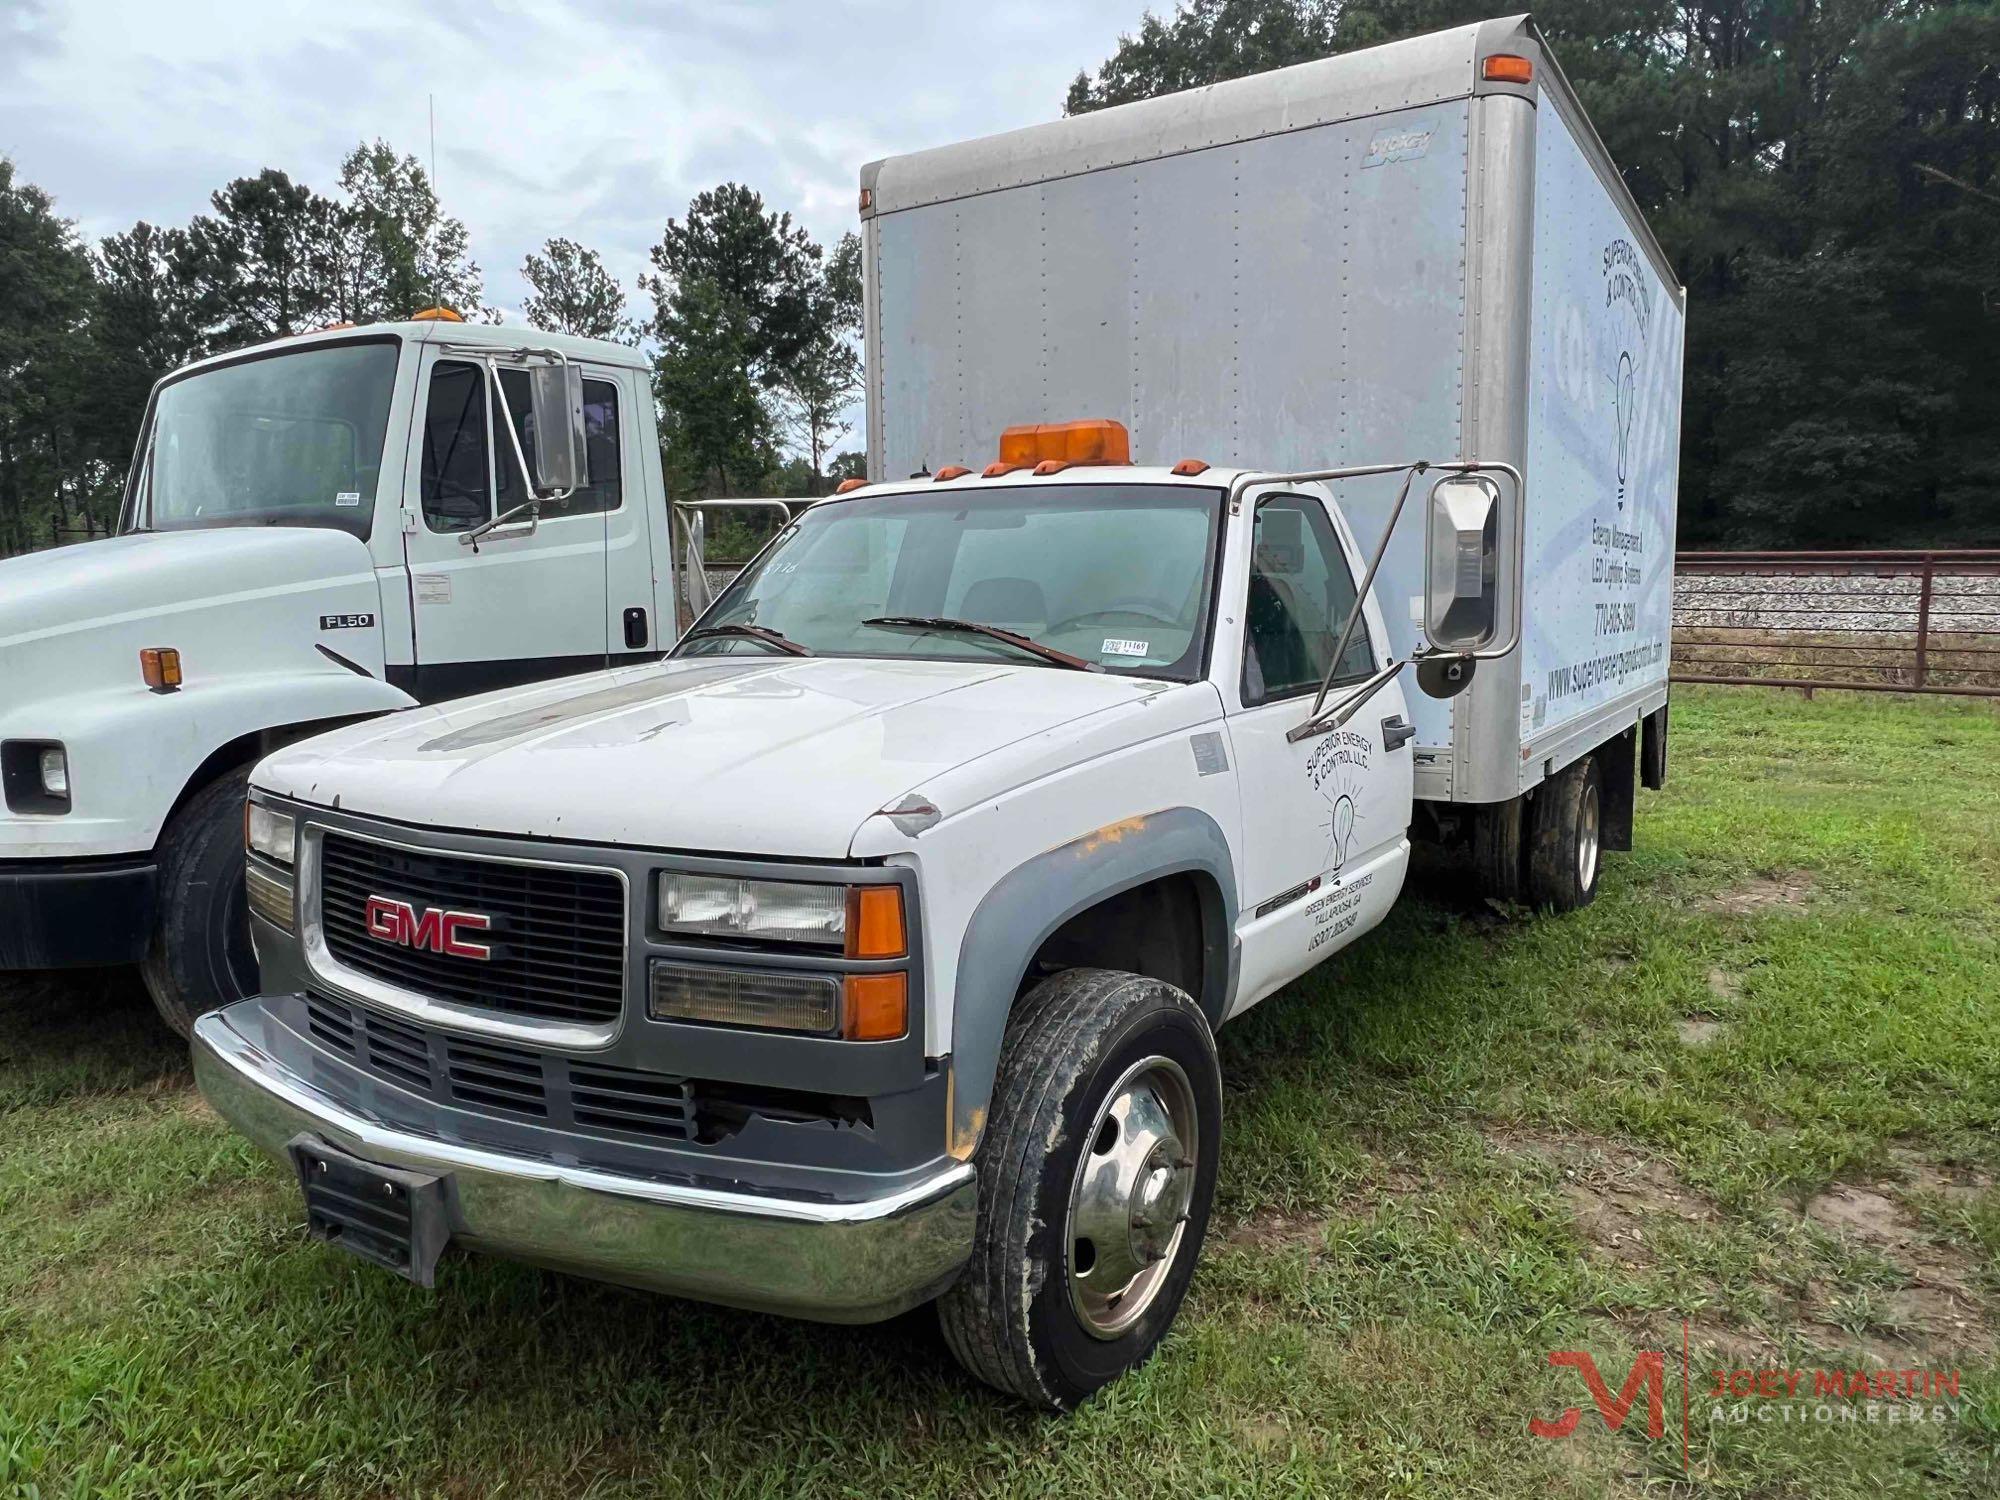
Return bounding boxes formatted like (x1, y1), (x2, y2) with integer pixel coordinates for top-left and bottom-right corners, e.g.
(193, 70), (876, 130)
(831, 464), (1251, 503)
(170, 316), (651, 379)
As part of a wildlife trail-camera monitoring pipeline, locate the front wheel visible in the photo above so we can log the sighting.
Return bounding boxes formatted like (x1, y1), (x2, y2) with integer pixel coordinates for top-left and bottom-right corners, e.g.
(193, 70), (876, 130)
(937, 968), (1222, 1409)
(140, 767), (258, 1037)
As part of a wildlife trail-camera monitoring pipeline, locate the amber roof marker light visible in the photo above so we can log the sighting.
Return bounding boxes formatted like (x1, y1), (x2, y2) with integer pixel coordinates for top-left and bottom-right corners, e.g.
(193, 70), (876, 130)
(1482, 54), (1534, 84)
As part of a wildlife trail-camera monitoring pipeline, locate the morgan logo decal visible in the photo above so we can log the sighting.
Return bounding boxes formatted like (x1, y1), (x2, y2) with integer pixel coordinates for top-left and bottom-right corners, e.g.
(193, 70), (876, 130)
(363, 896), (493, 959)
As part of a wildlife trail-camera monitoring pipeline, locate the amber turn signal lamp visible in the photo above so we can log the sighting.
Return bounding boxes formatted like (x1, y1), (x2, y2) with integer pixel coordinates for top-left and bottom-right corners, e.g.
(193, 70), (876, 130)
(846, 884), (908, 959)
(983, 461), (1025, 478)
(1482, 54), (1533, 84)
(410, 306), (465, 322)
(140, 646), (182, 692)
(835, 477), (870, 494)
(843, 973), (908, 1040)
(933, 465), (972, 481)
(1171, 458), (1211, 476)
(996, 418), (1132, 470)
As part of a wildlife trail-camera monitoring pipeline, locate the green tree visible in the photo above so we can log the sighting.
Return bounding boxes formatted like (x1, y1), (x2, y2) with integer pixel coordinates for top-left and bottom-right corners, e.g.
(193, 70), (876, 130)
(771, 231), (864, 493)
(179, 169), (337, 347)
(335, 140), (485, 322)
(520, 237), (634, 341)
(642, 184), (825, 496)
(0, 158), (95, 554)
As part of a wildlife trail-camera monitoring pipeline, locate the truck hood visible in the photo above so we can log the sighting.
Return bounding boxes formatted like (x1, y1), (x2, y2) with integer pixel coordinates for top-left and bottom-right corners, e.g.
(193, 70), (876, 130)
(0, 527), (379, 652)
(255, 655), (1196, 857)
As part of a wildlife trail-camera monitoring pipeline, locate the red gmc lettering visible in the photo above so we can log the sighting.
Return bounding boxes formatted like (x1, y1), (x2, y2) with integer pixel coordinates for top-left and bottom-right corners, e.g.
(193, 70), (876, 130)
(363, 896), (493, 959)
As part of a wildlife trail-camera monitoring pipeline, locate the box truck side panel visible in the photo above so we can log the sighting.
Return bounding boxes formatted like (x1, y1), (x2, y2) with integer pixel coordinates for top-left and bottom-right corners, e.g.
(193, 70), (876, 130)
(1520, 99), (1684, 759)
(872, 102), (1473, 748)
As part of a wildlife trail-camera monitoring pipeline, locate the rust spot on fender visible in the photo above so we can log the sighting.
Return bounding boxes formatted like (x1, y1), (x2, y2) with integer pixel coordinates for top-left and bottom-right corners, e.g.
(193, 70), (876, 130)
(1075, 814), (1148, 857)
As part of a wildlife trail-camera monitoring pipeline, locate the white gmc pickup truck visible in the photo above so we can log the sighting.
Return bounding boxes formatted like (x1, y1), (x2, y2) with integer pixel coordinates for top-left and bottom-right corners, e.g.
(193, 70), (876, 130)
(193, 18), (1683, 1407)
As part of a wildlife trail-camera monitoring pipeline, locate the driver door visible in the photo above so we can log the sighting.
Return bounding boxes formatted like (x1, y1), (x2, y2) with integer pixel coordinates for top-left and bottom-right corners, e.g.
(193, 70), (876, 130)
(398, 347), (612, 702)
(1222, 489), (1413, 1015)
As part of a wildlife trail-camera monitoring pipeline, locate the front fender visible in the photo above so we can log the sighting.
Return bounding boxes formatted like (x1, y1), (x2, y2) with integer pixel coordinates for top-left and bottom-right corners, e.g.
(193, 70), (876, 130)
(0, 670), (415, 859)
(946, 807), (1237, 1156)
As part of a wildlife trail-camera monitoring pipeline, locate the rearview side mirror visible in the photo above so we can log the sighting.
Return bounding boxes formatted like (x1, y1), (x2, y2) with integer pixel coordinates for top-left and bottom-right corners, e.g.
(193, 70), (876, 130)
(1423, 474), (1504, 651)
(526, 363), (589, 497)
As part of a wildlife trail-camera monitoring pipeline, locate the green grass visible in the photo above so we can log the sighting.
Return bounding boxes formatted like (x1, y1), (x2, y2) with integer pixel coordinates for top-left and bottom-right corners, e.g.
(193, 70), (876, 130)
(3, 687), (1998, 1497)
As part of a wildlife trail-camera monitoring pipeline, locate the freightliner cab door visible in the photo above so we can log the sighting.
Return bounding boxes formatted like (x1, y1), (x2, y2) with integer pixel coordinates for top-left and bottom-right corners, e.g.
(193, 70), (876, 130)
(1221, 488), (1413, 1016)
(399, 349), (645, 702)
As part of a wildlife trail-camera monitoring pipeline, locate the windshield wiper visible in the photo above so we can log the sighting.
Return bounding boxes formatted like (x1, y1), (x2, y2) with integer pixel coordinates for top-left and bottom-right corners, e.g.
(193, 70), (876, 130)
(680, 623), (813, 657)
(862, 616), (1100, 672)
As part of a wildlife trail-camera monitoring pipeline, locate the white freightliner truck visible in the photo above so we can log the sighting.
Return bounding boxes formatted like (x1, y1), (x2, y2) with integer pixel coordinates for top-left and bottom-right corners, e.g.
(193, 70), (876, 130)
(192, 17), (1683, 1407)
(0, 315), (772, 1032)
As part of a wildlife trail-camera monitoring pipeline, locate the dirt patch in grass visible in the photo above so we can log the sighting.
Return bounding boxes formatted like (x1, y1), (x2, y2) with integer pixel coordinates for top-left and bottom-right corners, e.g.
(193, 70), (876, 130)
(1677, 1016), (1728, 1047)
(1799, 1181), (1993, 1359)
(1703, 870), (1815, 916)
(1486, 1129), (1715, 1268)
(1887, 1145), (1994, 1205)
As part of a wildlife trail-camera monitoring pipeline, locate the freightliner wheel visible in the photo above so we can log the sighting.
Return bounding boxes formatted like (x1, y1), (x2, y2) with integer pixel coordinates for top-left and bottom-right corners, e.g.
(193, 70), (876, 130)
(141, 766), (257, 1037)
(938, 967), (1221, 1409)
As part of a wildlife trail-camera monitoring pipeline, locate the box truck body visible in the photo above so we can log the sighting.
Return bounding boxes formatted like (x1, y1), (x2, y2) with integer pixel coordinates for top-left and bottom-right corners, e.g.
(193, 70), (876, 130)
(861, 13), (1685, 805)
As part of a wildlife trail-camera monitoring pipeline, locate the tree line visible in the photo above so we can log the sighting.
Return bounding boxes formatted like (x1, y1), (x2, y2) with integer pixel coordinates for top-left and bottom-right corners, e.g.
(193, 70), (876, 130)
(3, 2), (1993, 556)
(0, 151), (859, 556)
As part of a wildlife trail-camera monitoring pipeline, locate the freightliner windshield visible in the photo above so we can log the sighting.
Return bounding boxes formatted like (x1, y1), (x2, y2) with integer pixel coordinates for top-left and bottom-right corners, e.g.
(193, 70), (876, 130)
(129, 339), (399, 541)
(680, 483), (1226, 680)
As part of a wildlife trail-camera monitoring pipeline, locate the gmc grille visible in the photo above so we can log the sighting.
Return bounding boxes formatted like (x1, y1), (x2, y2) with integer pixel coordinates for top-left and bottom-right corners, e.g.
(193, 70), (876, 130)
(317, 831), (626, 1025)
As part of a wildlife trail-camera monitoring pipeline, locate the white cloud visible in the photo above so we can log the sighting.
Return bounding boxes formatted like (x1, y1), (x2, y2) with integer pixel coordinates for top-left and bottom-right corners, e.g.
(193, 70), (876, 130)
(3, 0), (1143, 319)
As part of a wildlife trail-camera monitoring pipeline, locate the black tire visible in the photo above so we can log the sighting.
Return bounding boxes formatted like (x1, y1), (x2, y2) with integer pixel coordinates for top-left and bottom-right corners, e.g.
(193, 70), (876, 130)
(1471, 798), (1526, 903)
(1526, 754), (1603, 913)
(140, 766), (258, 1037)
(937, 967), (1222, 1409)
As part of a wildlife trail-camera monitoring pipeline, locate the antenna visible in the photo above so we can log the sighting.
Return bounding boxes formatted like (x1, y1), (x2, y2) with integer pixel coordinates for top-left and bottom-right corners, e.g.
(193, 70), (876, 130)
(428, 93), (440, 311)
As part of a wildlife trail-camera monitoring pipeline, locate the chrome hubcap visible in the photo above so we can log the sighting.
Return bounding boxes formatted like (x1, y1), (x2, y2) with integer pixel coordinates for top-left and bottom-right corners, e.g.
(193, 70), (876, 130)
(1066, 1056), (1198, 1339)
(1578, 782), (1601, 890)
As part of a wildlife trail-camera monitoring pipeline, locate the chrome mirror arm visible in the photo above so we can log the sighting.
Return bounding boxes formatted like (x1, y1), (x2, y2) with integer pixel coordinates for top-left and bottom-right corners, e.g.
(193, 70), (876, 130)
(1285, 658), (1409, 744)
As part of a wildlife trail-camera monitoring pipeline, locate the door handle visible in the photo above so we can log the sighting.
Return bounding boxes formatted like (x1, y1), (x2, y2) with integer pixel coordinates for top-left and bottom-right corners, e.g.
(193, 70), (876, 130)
(1381, 715), (1415, 752)
(623, 607), (649, 650)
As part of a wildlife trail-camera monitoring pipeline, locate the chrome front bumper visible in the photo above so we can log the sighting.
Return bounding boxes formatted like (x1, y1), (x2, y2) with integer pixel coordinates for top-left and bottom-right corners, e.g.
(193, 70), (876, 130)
(192, 1004), (977, 1323)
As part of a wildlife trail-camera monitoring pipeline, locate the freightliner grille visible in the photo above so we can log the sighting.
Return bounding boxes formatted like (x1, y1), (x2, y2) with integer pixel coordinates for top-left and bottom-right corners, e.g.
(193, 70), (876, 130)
(317, 831), (627, 1025)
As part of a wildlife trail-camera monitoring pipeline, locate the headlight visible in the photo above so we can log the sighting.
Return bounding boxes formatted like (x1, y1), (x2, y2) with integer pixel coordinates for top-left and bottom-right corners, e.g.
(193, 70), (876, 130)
(657, 873), (906, 957)
(37, 746), (68, 798)
(245, 802), (296, 865)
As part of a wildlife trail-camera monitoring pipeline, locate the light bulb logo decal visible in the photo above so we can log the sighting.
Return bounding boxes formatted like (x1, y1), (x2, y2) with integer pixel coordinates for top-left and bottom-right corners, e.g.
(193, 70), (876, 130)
(1329, 794), (1357, 872)
(1612, 349), (1636, 509)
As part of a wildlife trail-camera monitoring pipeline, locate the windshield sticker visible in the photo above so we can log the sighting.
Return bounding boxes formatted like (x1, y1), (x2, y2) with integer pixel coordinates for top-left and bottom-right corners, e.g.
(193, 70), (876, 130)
(319, 613), (374, 631)
(334, 491), (362, 507)
(416, 575), (452, 605)
(1101, 637), (1151, 658)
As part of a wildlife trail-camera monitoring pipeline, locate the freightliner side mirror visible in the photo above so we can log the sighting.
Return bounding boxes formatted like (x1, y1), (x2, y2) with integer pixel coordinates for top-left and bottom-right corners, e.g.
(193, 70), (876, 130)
(1423, 473), (1504, 652)
(526, 362), (590, 498)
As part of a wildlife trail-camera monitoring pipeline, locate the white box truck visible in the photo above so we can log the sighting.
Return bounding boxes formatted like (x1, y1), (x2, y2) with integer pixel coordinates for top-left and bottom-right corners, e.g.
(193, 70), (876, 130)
(192, 16), (1684, 1408)
(863, 10), (1683, 881)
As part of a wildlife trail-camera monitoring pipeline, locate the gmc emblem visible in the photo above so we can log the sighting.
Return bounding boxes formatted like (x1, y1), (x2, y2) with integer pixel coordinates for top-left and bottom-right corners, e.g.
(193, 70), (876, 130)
(364, 896), (493, 960)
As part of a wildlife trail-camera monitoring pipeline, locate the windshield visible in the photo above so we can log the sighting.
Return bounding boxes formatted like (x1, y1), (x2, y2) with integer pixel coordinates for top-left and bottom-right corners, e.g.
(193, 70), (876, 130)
(131, 340), (399, 540)
(681, 483), (1225, 679)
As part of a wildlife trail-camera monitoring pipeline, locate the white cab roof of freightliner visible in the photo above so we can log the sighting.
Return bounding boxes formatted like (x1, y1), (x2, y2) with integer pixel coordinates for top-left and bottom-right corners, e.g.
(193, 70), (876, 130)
(165, 317), (651, 384)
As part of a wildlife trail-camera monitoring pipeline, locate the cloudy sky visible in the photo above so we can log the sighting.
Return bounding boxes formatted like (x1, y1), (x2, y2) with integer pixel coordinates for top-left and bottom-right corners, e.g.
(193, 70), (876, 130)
(2, 0), (1148, 318)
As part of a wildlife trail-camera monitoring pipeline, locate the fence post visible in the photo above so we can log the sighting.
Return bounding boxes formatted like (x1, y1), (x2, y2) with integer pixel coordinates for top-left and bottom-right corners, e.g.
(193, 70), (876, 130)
(1914, 552), (1935, 690)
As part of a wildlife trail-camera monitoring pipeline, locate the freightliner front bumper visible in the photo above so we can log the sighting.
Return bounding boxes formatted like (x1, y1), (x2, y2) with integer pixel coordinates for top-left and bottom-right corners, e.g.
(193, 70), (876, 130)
(192, 1000), (978, 1323)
